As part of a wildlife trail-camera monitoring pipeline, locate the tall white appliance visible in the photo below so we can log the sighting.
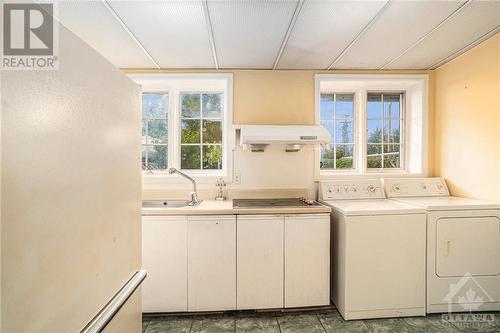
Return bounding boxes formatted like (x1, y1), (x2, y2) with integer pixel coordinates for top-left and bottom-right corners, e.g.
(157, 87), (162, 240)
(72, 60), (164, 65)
(384, 177), (500, 313)
(319, 179), (426, 320)
(1, 16), (143, 333)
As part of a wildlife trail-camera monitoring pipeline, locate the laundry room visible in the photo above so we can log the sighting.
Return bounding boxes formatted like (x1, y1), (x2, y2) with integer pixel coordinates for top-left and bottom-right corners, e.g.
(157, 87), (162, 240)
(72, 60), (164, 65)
(1, 1), (499, 333)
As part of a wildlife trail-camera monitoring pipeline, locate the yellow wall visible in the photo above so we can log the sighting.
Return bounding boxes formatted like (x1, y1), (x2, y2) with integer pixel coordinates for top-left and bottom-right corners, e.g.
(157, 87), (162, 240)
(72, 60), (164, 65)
(233, 70), (315, 124)
(124, 68), (435, 177)
(126, 38), (500, 201)
(434, 34), (500, 201)
(124, 69), (433, 124)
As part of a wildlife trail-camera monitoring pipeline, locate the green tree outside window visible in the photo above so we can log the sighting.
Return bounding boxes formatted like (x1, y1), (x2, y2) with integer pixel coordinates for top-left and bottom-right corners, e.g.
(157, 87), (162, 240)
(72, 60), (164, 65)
(142, 93), (168, 171)
(180, 93), (223, 170)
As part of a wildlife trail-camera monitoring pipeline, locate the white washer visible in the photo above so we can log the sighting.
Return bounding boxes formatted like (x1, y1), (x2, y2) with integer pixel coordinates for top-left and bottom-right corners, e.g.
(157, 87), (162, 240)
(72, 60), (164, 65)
(319, 179), (427, 320)
(384, 177), (500, 313)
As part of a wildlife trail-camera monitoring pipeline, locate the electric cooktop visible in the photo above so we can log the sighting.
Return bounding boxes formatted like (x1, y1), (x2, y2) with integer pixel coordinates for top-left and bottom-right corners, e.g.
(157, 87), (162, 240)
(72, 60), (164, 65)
(233, 198), (321, 209)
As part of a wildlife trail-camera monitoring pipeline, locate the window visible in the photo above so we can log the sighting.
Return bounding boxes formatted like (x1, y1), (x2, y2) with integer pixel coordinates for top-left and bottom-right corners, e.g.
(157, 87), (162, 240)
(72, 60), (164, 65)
(319, 93), (355, 170)
(132, 73), (233, 180)
(180, 93), (223, 170)
(142, 93), (168, 171)
(315, 74), (428, 177)
(366, 93), (403, 169)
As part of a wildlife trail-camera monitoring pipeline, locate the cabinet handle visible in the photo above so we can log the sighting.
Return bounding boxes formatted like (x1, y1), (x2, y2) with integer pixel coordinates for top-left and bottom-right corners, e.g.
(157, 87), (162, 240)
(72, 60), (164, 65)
(444, 240), (451, 257)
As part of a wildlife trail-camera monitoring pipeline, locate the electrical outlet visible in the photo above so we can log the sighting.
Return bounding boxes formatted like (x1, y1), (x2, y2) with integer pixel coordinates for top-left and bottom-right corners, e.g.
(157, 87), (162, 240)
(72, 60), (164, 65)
(234, 173), (241, 185)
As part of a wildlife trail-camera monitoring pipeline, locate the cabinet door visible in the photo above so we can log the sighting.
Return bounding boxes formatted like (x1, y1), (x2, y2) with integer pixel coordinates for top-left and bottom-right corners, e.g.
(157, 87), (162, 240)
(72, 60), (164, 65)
(142, 216), (187, 312)
(237, 215), (284, 310)
(188, 215), (236, 311)
(437, 216), (500, 277)
(285, 214), (330, 308)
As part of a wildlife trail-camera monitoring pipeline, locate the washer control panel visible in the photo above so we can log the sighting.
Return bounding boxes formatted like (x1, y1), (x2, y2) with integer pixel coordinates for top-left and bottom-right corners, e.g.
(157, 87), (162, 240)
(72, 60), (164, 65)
(319, 179), (385, 200)
(384, 177), (449, 197)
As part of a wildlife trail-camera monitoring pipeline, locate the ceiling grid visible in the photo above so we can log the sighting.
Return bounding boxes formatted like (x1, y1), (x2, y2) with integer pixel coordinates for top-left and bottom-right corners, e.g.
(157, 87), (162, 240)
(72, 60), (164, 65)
(55, 0), (500, 70)
(326, 0), (393, 70)
(102, 0), (161, 69)
(428, 24), (500, 70)
(272, 0), (305, 70)
(202, 0), (220, 69)
(385, 0), (500, 69)
(380, 0), (472, 70)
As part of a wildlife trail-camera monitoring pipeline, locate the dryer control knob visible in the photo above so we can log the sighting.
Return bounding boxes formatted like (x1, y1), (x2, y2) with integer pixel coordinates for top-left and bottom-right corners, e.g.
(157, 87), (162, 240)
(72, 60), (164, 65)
(392, 185), (400, 192)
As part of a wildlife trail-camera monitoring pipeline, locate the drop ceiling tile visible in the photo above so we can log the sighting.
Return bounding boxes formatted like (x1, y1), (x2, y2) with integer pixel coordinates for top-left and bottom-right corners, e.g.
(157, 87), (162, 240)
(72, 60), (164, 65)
(386, 0), (500, 69)
(109, 0), (214, 68)
(56, 1), (156, 68)
(277, 0), (388, 69)
(208, 0), (298, 68)
(334, 0), (466, 69)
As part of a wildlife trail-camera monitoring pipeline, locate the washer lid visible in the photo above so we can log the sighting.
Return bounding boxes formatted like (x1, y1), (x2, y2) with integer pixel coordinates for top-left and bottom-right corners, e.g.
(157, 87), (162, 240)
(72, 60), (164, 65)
(390, 196), (500, 211)
(320, 199), (425, 216)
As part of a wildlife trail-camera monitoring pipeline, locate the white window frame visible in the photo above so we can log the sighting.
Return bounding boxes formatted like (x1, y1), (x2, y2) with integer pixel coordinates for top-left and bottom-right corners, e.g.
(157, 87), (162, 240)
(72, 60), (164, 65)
(178, 90), (225, 172)
(314, 74), (428, 180)
(130, 73), (234, 184)
(318, 92), (358, 172)
(141, 91), (169, 170)
(365, 91), (405, 172)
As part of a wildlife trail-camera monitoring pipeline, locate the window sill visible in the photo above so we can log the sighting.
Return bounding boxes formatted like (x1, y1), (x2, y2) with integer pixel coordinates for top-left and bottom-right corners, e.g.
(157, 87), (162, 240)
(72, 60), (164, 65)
(316, 171), (425, 181)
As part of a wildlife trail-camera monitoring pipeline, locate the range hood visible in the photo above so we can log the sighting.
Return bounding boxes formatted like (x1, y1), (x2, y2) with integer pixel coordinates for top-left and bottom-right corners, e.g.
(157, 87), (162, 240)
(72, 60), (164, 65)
(239, 125), (330, 152)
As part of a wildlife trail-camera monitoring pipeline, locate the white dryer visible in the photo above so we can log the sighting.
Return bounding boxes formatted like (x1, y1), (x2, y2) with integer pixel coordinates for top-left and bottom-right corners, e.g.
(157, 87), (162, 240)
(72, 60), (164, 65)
(384, 177), (500, 313)
(319, 179), (427, 320)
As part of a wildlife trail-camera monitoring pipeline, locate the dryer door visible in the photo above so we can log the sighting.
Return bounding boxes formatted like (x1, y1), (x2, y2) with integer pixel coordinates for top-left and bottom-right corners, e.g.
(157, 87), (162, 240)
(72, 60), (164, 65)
(436, 216), (500, 277)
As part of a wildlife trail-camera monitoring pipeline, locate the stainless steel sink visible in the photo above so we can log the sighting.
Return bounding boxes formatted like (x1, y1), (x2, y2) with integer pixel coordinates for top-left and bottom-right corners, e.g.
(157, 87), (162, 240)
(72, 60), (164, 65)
(142, 200), (202, 209)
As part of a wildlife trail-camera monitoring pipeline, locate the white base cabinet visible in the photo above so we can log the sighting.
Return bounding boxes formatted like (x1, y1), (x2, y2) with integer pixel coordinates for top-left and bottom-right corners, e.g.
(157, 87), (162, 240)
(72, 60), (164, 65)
(237, 215), (284, 310)
(285, 214), (330, 308)
(187, 215), (236, 311)
(142, 216), (187, 312)
(142, 212), (330, 313)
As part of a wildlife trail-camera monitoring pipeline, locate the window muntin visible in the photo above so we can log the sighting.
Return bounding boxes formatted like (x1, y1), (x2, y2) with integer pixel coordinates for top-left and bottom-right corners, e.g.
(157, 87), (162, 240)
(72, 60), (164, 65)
(180, 93), (223, 170)
(141, 93), (168, 171)
(315, 74), (427, 177)
(366, 93), (403, 169)
(320, 93), (355, 169)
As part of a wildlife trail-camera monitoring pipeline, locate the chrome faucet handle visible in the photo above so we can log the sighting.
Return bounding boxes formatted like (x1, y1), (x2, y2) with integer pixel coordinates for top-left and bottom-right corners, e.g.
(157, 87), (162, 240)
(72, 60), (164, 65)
(169, 168), (199, 205)
(189, 191), (200, 205)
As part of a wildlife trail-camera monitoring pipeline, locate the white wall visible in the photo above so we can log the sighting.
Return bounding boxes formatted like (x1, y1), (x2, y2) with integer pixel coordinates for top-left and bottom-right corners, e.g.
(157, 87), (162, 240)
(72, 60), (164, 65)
(233, 145), (317, 197)
(1, 20), (141, 333)
(143, 142), (318, 200)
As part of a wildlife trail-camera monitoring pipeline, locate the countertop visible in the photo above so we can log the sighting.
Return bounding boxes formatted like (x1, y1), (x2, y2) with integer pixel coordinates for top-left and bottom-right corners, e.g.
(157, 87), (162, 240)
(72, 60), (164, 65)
(141, 200), (331, 216)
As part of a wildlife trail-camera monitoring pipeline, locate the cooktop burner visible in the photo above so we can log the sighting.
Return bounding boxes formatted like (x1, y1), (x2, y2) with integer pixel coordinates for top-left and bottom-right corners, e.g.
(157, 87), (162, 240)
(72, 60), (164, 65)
(233, 198), (321, 208)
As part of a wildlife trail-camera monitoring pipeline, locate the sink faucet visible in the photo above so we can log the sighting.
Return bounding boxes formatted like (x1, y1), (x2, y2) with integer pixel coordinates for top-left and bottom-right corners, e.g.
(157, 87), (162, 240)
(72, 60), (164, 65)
(142, 163), (155, 175)
(168, 167), (200, 206)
